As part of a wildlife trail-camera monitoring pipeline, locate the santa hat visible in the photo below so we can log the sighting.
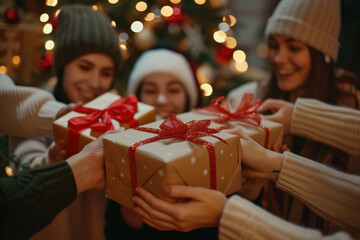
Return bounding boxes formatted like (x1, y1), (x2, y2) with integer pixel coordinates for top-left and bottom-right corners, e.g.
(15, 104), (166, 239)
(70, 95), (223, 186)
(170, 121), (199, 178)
(127, 48), (200, 109)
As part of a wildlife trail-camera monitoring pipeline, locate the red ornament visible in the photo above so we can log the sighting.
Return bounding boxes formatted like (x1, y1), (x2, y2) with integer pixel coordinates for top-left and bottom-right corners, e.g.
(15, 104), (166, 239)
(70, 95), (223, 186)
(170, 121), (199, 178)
(214, 44), (234, 65)
(165, 7), (186, 25)
(4, 8), (20, 24)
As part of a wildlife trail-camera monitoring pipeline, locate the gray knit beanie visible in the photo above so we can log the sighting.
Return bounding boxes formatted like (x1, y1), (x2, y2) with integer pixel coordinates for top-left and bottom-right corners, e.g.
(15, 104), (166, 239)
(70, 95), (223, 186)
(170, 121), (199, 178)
(265, 0), (340, 62)
(54, 5), (121, 75)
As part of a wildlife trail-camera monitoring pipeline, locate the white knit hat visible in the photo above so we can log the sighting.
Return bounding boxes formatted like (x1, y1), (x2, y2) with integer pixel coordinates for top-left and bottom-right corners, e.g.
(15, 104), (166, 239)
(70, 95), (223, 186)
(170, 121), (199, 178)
(127, 48), (199, 109)
(265, 0), (341, 62)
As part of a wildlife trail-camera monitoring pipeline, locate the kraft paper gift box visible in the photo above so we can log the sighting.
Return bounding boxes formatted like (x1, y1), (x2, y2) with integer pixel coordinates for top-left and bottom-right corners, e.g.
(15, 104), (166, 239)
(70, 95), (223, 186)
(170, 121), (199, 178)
(53, 92), (155, 156)
(104, 113), (243, 210)
(190, 93), (284, 149)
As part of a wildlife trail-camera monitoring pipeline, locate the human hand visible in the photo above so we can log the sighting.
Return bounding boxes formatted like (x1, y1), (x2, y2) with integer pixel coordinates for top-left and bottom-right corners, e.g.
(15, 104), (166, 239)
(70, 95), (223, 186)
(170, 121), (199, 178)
(56, 102), (82, 119)
(132, 185), (227, 232)
(257, 99), (294, 135)
(237, 178), (267, 201)
(48, 140), (67, 163)
(271, 143), (290, 153)
(66, 129), (118, 194)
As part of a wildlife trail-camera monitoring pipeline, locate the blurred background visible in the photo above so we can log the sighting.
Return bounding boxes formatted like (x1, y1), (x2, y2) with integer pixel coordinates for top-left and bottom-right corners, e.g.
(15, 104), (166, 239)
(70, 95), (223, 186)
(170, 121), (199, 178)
(0, 0), (359, 105)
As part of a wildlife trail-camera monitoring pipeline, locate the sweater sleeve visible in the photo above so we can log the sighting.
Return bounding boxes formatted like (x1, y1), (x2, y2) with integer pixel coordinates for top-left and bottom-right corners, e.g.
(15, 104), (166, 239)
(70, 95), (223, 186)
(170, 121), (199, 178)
(219, 195), (353, 240)
(0, 161), (77, 240)
(0, 73), (65, 138)
(276, 151), (360, 233)
(290, 98), (360, 156)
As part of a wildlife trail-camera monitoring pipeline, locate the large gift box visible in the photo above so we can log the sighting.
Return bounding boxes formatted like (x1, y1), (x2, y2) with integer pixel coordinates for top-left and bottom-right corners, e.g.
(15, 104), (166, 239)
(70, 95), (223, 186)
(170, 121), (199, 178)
(190, 93), (284, 149)
(104, 114), (243, 209)
(53, 92), (156, 156)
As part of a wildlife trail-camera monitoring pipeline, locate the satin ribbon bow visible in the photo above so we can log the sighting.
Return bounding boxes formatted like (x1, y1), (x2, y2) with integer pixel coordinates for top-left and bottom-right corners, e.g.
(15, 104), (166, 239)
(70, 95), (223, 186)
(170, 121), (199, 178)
(201, 93), (262, 126)
(67, 94), (139, 156)
(128, 113), (228, 196)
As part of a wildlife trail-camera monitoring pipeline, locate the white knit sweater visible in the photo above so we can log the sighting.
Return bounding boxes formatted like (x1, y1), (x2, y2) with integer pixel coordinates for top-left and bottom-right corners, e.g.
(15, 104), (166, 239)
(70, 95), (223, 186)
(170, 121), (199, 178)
(219, 152), (360, 240)
(0, 73), (65, 138)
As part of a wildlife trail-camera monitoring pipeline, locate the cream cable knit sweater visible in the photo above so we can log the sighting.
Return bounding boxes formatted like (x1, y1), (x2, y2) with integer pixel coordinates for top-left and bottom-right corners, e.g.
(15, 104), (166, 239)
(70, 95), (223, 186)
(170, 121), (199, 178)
(291, 98), (360, 156)
(0, 73), (65, 138)
(219, 152), (360, 240)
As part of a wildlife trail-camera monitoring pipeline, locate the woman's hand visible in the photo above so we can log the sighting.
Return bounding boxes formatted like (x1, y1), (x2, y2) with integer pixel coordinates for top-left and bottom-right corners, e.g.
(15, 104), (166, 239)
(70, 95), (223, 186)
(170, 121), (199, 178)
(132, 185), (227, 232)
(257, 99), (294, 135)
(49, 140), (67, 163)
(56, 102), (82, 119)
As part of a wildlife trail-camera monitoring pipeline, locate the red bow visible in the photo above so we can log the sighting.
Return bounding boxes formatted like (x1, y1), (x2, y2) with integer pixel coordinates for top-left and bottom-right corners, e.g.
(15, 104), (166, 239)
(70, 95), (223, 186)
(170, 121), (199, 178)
(67, 94), (139, 156)
(200, 93), (262, 126)
(128, 113), (228, 196)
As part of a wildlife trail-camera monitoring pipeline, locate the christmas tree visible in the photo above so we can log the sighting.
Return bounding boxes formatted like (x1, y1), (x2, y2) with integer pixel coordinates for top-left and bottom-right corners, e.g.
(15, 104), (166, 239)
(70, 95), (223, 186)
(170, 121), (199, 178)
(38, 0), (251, 105)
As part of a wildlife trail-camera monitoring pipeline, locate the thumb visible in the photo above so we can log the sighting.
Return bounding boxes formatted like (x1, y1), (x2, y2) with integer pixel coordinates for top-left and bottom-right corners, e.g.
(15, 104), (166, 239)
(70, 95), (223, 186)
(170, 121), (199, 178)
(257, 99), (281, 113)
(164, 185), (207, 200)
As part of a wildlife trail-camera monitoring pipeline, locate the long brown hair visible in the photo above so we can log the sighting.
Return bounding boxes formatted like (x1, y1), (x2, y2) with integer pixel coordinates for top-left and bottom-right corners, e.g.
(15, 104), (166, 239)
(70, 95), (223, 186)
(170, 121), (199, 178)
(257, 47), (338, 104)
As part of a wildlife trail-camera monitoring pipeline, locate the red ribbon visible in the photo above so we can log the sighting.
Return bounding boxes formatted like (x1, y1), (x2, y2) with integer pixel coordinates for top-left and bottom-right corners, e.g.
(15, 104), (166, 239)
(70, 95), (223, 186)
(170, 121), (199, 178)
(67, 94), (139, 156)
(128, 113), (228, 196)
(198, 93), (270, 148)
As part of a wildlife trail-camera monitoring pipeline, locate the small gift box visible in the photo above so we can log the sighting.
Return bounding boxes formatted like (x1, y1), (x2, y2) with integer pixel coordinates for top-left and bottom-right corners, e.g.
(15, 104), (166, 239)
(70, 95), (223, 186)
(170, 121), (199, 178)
(191, 93), (284, 149)
(53, 92), (156, 157)
(104, 114), (242, 209)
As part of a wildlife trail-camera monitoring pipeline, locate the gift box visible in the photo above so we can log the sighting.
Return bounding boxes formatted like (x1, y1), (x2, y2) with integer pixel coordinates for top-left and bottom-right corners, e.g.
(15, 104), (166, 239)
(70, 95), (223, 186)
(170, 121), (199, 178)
(191, 93), (284, 149)
(53, 92), (156, 157)
(104, 113), (242, 209)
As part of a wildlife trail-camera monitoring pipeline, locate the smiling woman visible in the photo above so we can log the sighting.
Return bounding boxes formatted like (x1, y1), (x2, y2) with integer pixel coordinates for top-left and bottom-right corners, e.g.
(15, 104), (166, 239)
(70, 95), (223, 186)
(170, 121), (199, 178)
(226, 0), (360, 235)
(9, 4), (121, 240)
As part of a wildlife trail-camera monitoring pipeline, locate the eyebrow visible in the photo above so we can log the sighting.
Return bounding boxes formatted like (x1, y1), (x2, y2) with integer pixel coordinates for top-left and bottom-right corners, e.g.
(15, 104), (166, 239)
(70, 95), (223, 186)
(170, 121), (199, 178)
(142, 79), (183, 87)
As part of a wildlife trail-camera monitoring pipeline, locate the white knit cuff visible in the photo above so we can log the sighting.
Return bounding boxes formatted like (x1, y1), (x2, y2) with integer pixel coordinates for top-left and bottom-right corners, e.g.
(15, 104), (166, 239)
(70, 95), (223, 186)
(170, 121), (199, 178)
(37, 101), (66, 136)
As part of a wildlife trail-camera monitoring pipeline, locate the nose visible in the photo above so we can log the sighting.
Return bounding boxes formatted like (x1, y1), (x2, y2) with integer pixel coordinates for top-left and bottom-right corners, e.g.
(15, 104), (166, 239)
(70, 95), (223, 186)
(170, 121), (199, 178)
(89, 72), (102, 89)
(156, 93), (167, 104)
(272, 47), (287, 64)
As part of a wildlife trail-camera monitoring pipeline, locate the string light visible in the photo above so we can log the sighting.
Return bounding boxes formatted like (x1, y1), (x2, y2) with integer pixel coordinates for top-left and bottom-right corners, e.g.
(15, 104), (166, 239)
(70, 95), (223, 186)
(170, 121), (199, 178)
(225, 37), (237, 49)
(161, 6), (173, 17)
(213, 30), (226, 43)
(43, 23), (53, 34)
(5, 166), (13, 177)
(222, 14), (236, 27)
(12, 55), (21, 65)
(45, 40), (55, 50)
(108, 0), (119, 4)
(218, 22), (229, 32)
(144, 12), (155, 21)
(131, 21), (143, 32)
(200, 83), (213, 96)
(233, 50), (246, 62)
(45, 0), (58, 7)
(194, 0), (206, 5)
(40, 13), (49, 22)
(111, 20), (116, 27)
(0, 66), (7, 74)
(235, 61), (248, 72)
(136, 1), (147, 12)
(170, 0), (181, 3)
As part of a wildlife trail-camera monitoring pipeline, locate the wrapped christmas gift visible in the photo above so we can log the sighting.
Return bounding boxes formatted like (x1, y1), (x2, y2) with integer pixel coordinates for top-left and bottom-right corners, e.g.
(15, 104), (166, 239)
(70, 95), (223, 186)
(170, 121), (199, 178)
(104, 113), (242, 209)
(53, 92), (155, 156)
(189, 93), (283, 149)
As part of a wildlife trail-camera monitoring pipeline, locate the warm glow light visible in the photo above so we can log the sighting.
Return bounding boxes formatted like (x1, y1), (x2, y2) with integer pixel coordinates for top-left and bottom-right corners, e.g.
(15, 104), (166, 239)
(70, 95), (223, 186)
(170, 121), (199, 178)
(55, 9), (61, 17)
(111, 21), (116, 27)
(45, 40), (55, 50)
(170, 0), (181, 3)
(194, 0), (206, 5)
(233, 50), (246, 62)
(92, 5), (98, 11)
(161, 6), (173, 17)
(225, 37), (237, 49)
(40, 13), (49, 22)
(136, 1), (147, 12)
(12, 55), (20, 65)
(200, 83), (213, 96)
(235, 61), (248, 72)
(144, 12), (155, 21)
(43, 23), (53, 34)
(108, 0), (119, 4)
(119, 44), (130, 60)
(219, 22), (229, 32)
(222, 14), (236, 27)
(46, 0), (57, 7)
(256, 43), (269, 58)
(0, 66), (7, 74)
(5, 166), (13, 177)
(131, 21), (143, 32)
(213, 30), (226, 43)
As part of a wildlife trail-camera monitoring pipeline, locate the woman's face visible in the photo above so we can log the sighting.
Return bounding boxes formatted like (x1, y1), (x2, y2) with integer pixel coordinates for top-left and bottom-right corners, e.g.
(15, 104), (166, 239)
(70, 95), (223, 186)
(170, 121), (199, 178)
(269, 34), (311, 92)
(62, 53), (115, 103)
(139, 73), (187, 119)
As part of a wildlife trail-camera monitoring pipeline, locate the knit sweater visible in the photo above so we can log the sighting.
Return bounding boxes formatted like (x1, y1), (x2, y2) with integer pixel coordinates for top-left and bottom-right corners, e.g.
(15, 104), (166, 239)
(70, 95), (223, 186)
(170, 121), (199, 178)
(219, 152), (360, 240)
(0, 161), (77, 240)
(0, 73), (65, 138)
